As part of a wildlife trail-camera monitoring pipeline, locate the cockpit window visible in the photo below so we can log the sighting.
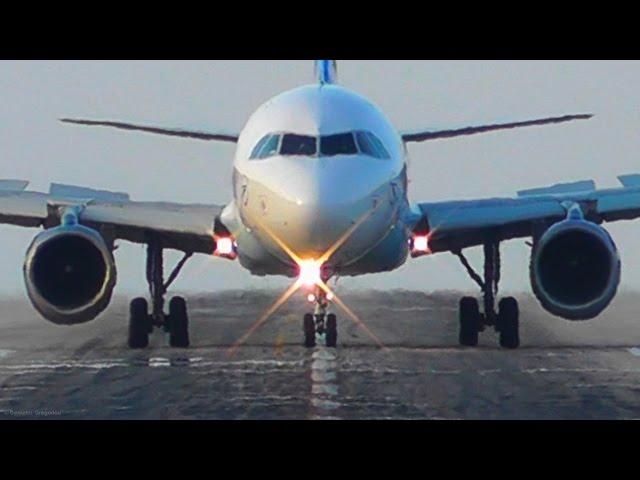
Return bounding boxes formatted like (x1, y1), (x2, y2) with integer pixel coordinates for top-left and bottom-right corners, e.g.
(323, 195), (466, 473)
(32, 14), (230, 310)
(250, 134), (281, 160)
(355, 132), (377, 158)
(250, 131), (390, 160)
(355, 132), (391, 159)
(320, 133), (358, 157)
(250, 135), (270, 159)
(281, 134), (317, 156)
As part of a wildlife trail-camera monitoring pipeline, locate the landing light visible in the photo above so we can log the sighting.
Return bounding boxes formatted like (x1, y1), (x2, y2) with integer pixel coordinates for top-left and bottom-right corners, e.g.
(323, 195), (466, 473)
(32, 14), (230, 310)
(298, 260), (323, 288)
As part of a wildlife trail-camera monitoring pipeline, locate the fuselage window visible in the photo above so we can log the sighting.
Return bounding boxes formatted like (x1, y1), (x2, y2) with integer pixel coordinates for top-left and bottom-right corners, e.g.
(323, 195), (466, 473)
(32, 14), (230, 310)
(281, 134), (317, 156)
(320, 133), (358, 157)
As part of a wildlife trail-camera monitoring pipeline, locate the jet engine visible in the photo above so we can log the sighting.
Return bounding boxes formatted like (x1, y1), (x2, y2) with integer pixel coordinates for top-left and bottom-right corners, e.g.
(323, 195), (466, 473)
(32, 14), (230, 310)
(23, 224), (117, 325)
(530, 219), (620, 320)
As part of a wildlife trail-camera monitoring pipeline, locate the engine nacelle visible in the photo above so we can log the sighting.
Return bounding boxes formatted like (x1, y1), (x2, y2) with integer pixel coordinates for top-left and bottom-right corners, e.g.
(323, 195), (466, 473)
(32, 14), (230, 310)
(530, 219), (621, 320)
(23, 225), (117, 325)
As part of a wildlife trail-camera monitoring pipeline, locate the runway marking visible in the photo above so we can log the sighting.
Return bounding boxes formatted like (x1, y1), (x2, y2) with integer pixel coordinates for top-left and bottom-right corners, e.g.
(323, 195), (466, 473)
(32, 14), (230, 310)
(628, 348), (640, 357)
(0, 386), (37, 392)
(148, 358), (171, 368)
(312, 383), (338, 395)
(0, 350), (15, 360)
(309, 348), (342, 420)
(0, 360), (128, 371)
(0, 357), (305, 375)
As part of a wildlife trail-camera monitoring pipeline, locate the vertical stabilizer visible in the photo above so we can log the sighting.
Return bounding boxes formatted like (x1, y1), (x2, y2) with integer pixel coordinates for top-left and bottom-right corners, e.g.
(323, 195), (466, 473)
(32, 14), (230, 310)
(315, 60), (338, 85)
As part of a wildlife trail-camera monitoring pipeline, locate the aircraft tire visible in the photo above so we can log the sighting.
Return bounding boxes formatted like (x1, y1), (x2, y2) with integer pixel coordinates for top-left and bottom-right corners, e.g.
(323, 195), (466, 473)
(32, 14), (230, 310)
(498, 297), (520, 349)
(169, 296), (190, 348)
(304, 314), (316, 348)
(459, 297), (480, 347)
(128, 298), (150, 349)
(326, 314), (337, 348)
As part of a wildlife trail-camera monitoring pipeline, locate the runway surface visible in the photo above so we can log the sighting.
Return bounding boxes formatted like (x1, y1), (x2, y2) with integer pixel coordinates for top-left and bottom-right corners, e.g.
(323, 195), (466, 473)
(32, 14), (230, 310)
(1, 289), (640, 420)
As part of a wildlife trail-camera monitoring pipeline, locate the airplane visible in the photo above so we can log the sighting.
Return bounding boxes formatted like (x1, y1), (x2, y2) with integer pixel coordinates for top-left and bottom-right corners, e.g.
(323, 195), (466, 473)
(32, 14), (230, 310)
(0, 59), (636, 351)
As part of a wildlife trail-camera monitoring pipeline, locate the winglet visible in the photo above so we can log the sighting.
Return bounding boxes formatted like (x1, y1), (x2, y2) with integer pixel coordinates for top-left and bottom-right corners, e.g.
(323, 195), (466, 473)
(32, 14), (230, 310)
(315, 60), (338, 85)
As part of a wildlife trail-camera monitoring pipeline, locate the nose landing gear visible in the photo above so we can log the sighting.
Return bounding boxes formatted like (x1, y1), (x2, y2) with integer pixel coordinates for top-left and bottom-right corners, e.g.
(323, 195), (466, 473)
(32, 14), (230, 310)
(128, 236), (193, 349)
(303, 288), (338, 348)
(454, 241), (520, 349)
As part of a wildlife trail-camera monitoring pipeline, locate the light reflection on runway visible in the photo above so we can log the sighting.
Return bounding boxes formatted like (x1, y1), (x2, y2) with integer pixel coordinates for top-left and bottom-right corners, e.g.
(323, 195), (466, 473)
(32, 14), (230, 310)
(1, 290), (640, 419)
(310, 348), (341, 420)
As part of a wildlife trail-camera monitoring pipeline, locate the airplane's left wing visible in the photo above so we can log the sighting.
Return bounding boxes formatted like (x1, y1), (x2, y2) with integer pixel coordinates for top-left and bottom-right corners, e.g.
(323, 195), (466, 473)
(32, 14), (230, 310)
(0, 181), (223, 254)
(413, 175), (640, 254)
(401, 114), (592, 143)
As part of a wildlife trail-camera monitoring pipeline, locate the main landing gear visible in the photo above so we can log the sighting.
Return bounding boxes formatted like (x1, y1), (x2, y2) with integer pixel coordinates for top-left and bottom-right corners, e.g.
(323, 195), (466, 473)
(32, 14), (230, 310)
(454, 241), (520, 349)
(303, 288), (338, 349)
(128, 236), (193, 349)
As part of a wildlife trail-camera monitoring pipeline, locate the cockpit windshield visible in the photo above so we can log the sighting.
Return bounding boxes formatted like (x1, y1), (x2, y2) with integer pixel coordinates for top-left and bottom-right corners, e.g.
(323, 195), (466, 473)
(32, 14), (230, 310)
(251, 134), (281, 159)
(355, 131), (390, 159)
(320, 133), (358, 157)
(281, 134), (317, 156)
(249, 131), (390, 160)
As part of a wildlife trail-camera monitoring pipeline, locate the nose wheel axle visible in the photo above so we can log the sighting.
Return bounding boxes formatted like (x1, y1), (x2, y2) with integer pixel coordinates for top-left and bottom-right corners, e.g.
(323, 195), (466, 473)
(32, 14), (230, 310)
(303, 289), (338, 348)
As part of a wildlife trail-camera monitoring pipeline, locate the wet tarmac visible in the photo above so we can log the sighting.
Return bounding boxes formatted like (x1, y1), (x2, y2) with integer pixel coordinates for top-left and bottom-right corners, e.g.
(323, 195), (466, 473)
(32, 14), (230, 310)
(1, 290), (640, 420)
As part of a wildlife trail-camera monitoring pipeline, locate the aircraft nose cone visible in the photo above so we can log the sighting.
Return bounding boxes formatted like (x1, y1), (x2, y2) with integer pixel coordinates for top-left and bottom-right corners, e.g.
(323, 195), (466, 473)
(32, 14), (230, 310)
(247, 157), (398, 265)
(291, 205), (349, 257)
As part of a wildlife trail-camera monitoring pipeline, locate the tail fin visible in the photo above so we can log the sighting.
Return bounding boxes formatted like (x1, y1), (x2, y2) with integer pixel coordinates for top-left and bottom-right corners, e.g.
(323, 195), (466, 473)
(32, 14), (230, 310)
(315, 60), (338, 85)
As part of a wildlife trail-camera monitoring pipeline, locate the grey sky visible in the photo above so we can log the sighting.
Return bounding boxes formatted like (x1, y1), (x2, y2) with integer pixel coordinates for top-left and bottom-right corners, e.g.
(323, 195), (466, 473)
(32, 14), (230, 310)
(1, 60), (639, 297)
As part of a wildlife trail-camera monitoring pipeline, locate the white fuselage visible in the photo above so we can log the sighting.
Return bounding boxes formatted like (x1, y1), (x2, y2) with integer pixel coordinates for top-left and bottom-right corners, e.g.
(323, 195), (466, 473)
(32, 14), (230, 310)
(220, 84), (411, 279)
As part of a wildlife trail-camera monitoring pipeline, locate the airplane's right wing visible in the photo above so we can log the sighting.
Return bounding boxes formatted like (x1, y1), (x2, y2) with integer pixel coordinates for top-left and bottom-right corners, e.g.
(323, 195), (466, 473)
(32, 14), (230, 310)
(0, 179), (232, 327)
(60, 118), (239, 143)
(0, 181), (224, 254)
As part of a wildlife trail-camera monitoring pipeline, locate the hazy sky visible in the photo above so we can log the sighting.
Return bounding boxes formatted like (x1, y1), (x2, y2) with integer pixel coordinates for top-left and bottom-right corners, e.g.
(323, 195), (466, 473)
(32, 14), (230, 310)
(1, 60), (639, 297)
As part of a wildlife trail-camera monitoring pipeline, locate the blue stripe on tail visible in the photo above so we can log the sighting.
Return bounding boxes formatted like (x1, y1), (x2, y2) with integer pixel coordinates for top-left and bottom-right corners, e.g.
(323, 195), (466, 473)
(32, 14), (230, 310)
(315, 60), (338, 85)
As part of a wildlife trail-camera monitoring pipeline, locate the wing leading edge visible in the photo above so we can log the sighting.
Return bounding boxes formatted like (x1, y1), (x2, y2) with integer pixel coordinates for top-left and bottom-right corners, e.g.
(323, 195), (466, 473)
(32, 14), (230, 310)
(60, 118), (239, 143)
(415, 176), (640, 254)
(0, 181), (224, 254)
(401, 114), (592, 143)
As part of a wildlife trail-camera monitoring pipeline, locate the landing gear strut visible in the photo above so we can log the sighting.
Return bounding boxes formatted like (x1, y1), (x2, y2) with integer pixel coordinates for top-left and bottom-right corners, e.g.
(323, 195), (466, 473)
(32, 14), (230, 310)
(454, 240), (520, 349)
(128, 236), (193, 349)
(303, 287), (338, 349)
